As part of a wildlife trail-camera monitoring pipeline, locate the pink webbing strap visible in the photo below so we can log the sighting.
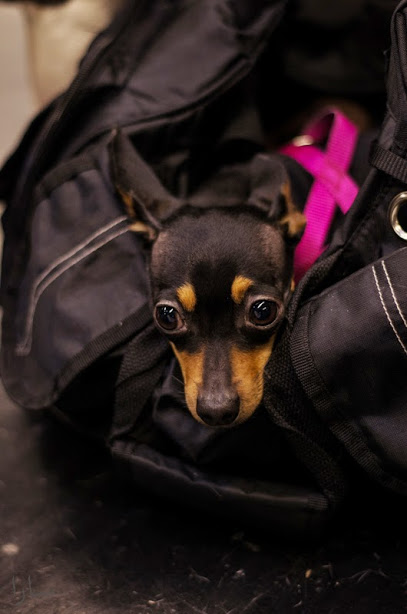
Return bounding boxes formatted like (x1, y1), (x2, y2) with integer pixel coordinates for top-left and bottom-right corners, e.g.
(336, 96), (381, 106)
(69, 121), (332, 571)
(280, 109), (359, 282)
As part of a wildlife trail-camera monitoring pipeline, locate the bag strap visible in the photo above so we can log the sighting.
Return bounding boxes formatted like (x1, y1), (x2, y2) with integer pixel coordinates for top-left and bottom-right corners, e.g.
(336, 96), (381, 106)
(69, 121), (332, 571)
(280, 109), (359, 281)
(109, 321), (170, 441)
(370, 141), (407, 184)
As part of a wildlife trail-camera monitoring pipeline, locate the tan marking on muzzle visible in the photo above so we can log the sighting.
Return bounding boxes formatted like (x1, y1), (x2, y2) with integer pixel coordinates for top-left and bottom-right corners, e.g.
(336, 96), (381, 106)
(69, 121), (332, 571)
(229, 337), (275, 424)
(170, 342), (205, 423)
(231, 275), (254, 305)
(176, 282), (197, 312)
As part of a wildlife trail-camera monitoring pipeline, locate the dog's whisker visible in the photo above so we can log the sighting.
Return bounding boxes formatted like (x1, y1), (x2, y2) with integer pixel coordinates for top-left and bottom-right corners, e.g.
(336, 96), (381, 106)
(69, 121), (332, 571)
(171, 374), (185, 386)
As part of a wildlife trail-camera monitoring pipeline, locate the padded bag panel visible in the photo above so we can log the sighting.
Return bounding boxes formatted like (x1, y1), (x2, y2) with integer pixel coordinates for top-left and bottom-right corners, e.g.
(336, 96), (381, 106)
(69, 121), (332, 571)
(261, 1), (407, 500)
(260, 0), (407, 499)
(1, 144), (158, 409)
(112, 439), (332, 538)
(291, 247), (407, 493)
(286, 0), (407, 493)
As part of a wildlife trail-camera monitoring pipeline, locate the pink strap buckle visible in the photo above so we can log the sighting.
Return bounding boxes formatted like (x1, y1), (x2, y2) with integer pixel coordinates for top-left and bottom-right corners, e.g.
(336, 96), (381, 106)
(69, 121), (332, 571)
(280, 109), (359, 282)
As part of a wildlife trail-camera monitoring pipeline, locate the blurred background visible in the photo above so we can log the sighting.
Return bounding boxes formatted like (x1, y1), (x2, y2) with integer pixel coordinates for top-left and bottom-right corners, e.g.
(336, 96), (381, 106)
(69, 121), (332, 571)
(0, 4), (35, 167)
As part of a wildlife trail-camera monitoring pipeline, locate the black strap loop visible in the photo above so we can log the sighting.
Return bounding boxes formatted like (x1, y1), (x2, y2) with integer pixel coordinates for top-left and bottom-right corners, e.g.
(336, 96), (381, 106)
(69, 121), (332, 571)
(370, 142), (407, 184)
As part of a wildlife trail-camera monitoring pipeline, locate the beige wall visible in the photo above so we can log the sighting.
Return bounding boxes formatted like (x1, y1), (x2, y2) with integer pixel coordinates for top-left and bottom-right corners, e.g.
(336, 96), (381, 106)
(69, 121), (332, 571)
(0, 4), (36, 167)
(0, 0), (127, 167)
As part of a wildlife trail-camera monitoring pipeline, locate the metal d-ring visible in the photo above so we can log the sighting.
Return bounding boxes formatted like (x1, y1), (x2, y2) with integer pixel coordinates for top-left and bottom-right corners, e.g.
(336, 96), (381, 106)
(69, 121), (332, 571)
(389, 192), (407, 241)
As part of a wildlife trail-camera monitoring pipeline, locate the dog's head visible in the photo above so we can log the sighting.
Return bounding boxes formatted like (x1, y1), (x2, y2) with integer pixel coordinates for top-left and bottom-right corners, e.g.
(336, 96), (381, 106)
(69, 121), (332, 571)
(111, 132), (306, 427)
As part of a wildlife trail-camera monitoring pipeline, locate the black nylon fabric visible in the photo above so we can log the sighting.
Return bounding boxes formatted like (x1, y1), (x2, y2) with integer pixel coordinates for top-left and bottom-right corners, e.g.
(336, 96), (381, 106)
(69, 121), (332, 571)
(288, 248), (407, 492)
(2, 0), (407, 534)
(292, 249), (407, 491)
(1, 0), (338, 535)
(1, 144), (154, 408)
(111, 439), (331, 539)
(264, 331), (348, 507)
(0, 0), (286, 410)
(279, 0), (407, 495)
(111, 322), (170, 440)
(1, 0), (285, 311)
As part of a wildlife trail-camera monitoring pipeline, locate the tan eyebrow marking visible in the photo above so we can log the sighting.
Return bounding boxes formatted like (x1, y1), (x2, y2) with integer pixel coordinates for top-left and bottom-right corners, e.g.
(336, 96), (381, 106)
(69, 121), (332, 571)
(231, 275), (254, 305)
(176, 282), (197, 312)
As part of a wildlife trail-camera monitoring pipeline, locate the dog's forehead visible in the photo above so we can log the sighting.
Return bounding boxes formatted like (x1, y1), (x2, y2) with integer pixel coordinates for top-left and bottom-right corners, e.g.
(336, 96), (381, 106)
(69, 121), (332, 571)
(150, 209), (286, 291)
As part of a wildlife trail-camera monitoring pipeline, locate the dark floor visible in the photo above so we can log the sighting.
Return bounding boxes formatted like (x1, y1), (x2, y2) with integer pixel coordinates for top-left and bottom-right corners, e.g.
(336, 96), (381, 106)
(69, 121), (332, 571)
(0, 381), (407, 614)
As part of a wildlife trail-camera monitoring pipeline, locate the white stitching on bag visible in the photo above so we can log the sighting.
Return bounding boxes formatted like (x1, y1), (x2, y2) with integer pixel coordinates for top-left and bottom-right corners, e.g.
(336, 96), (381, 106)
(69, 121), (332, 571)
(381, 260), (407, 329)
(16, 218), (129, 356)
(372, 264), (407, 357)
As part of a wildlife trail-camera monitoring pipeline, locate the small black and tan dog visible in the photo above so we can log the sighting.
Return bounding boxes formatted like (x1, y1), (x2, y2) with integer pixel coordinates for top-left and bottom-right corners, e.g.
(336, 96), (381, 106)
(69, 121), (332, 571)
(111, 132), (306, 428)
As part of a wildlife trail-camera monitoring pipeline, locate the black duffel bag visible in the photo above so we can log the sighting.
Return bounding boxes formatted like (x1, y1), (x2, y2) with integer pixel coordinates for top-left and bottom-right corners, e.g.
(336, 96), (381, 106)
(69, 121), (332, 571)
(1, 0), (406, 537)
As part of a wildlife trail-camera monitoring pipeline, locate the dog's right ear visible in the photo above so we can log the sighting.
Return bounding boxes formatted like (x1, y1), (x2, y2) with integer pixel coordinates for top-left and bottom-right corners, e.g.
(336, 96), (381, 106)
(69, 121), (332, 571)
(247, 154), (306, 244)
(109, 130), (182, 241)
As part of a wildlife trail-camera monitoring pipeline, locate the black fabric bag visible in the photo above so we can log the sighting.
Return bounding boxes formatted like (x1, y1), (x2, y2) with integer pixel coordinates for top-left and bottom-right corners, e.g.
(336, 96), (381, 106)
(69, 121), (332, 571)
(272, 0), (407, 498)
(1, 0), (406, 537)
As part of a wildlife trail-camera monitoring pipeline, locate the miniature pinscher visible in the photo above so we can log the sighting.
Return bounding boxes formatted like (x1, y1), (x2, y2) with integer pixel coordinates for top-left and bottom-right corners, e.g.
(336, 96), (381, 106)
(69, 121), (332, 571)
(110, 131), (306, 428)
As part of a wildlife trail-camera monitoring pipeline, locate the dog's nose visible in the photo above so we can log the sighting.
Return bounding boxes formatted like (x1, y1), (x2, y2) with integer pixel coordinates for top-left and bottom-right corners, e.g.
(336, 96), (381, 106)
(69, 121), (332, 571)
(196, 393), (240, 426)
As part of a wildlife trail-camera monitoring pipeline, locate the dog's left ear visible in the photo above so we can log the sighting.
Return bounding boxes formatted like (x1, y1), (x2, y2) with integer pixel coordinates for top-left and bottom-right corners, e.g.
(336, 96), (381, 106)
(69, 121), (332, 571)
(247, 154), (306, 244)
(109, 130), (183, 240)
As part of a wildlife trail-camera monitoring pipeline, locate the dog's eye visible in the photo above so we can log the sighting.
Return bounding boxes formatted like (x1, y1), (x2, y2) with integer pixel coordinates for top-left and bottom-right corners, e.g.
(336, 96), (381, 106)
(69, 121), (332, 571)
(155, 305), (183, 331)
(248, 300), (279, 327)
